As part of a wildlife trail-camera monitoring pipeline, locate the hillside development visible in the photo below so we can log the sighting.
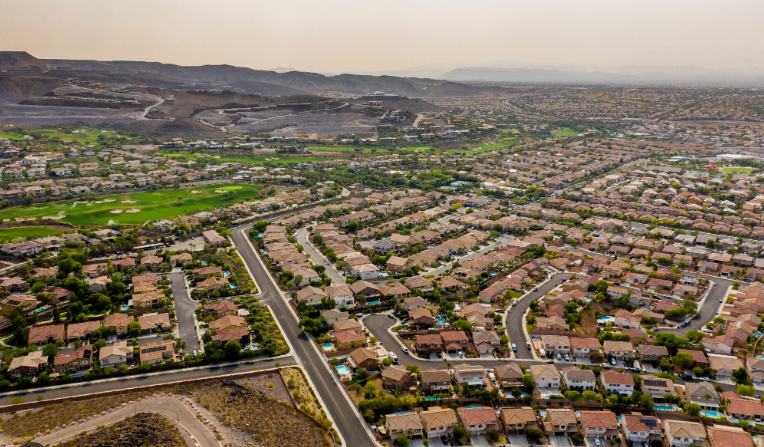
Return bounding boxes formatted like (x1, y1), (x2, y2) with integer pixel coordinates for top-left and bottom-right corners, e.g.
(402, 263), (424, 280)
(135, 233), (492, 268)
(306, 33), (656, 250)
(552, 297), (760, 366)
(57, 413), (186, 447)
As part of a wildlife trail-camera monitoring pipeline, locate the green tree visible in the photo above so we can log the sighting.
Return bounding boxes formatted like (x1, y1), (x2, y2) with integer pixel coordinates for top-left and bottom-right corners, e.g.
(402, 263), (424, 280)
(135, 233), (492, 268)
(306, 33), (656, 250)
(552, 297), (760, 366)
(673, 352), (694, 370)
(684, 402), (701, 416)
(525, 428), (542, 444)
(738, 384), (755, 397)
(485, 429), (500, 443)
(453, 425), (468, 445)
(42, 343), (59, 358)
(224, 340), (241, 359)
(394, 433), (411, 447)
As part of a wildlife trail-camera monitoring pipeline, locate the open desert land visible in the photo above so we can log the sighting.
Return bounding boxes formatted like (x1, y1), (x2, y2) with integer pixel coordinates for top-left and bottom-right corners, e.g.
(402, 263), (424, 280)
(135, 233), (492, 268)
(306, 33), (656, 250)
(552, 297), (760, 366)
(0, 183), (262, 226)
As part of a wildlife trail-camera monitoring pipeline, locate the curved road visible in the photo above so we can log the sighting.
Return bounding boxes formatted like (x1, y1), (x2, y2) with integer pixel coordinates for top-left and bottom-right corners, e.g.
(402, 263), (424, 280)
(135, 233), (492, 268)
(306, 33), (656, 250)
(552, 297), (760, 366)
(34, 396), (219, 446)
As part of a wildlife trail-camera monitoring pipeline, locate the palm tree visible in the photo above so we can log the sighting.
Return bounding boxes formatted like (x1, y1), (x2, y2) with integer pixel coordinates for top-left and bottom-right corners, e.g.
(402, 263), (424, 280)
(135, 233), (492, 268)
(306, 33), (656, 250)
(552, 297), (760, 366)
(704, 392), (714, 410)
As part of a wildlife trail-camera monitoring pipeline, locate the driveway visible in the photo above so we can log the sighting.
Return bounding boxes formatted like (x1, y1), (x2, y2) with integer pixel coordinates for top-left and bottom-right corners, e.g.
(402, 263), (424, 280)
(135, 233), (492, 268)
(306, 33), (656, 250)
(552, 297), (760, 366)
(507, 434), (530, 445)
(33, 396), (221, 446)
(168, 271), (201, 353)
(549, 435), (574, 447)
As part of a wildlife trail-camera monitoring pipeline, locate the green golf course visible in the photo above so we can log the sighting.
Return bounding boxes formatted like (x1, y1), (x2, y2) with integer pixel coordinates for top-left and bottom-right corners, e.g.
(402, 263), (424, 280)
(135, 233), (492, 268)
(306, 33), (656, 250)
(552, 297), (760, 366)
(0, 184), (262, 227)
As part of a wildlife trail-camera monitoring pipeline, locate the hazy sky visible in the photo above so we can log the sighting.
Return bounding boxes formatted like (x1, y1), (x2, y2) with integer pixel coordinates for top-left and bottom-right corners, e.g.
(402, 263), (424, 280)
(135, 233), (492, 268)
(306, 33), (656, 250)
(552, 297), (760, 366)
(3, 0), (764, 73)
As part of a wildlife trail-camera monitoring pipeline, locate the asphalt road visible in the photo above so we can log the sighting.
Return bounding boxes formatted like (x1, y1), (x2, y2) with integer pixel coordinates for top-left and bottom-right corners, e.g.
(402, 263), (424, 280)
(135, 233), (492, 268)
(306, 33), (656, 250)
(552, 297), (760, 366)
(0, 357), (294, 407)
(506, 273), (573, 359)
(168, 271), (201, 354)
(296, 227), (346, 285)
(654, 276), (733, 336)
(230, 226), (377, 447)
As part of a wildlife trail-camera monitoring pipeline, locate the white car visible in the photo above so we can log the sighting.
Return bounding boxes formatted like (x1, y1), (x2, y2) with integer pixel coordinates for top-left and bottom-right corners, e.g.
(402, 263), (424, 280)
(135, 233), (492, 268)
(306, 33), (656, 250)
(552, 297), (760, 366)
(388, 352), (398, 363)
(594, 439), (601, 446)
(401, 347), (409, 354)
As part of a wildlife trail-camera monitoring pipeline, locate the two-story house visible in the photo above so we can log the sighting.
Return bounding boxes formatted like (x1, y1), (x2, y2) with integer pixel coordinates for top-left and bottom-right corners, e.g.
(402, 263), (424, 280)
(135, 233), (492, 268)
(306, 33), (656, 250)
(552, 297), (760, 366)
(452, 364), (486, 389)
(499, 407), (539, 434)
(663, 420), (707, 447)
(530, 364), (560, 391)
(600, 370), (635, 396)
(621, 413), (662, 445)
(561, 367), (596, 391)
(420, 408), (458, 439)
(457, 406), (498, 436)
(580, 410), (620, 440)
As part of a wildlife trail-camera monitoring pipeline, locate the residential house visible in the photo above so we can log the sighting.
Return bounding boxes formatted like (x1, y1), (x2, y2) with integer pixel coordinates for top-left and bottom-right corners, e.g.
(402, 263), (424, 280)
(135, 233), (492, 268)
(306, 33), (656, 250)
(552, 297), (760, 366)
(706, 426), (753, 447)
(53, 345), (93, 374)
(709, 355), (745, 382)
(544, 409), (579, 436)
(457, 406), (498, 436)
(473, 331), (501, 354)
(335, 330), (366, 350)
(381, 365), (414, 390)
(499, 407), (539, 434)
(138, 340), (174, 365)
(99, 341), (133, 368)
(28, 324), (65, 346)
(8, 351), (48, 378)
(600, 370), (635, 396)
(621, 413), (662, 445)
(348, 347), (380, 370)
(641, 374), (676, 398)
(452, 364), (486, 389)
(420, 408), (459, 439)
(326, 285), (355, 307)
(386, 412), (423, 440)
(419, 369), (452, 393)
(684, 381), (719, 411)
(663, 420), (707, 447)
(580, 410), (620, 440)
(571, 337), (602, 359)
(494, 363), (524, 389)
(530, 364), (560, 390)
(562, 367), (596, 391)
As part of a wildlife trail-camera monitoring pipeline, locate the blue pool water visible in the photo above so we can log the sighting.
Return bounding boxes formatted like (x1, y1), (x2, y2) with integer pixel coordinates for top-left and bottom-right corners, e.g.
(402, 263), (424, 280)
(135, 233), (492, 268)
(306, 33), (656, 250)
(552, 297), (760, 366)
(323, 343), (333, 351)
(366, 301), (380, 306)
(437, 318), (446, 325)
(337, 365), (350, 375)
(223, 270), (230, 276)
(230, 284), (237, 289)
(201, 261), (207, 265)
(34, 308), (45, 313)
(654, 404), (676, 411)
(702, 410), (720, 418)
(243, 344), (260, 352)
(121, 305), (129, 311)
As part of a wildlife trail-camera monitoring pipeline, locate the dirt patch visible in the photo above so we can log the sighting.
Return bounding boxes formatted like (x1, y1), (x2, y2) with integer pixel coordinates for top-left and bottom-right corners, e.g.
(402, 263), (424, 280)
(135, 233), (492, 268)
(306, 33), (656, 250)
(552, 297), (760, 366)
(56, 413), (185, 447)
(235, 373), (290, 404)
(180, 380), (333, 447)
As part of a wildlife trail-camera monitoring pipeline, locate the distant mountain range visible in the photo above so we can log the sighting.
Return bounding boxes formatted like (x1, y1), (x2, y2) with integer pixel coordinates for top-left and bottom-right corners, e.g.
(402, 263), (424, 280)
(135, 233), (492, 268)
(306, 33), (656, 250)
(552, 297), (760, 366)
(360, 61), (764, 86)
(0, 52), (489, 98)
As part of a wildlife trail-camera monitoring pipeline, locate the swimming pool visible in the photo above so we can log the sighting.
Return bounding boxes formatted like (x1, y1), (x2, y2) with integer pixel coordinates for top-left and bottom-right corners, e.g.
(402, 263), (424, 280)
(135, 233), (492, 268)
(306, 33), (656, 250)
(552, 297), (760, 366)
(653, 404), (677, 411)
(437, 318), (446, 325)
(322, 343), (333, 351)
(337, 365), (351, 376)
(702, 410), (721, 418)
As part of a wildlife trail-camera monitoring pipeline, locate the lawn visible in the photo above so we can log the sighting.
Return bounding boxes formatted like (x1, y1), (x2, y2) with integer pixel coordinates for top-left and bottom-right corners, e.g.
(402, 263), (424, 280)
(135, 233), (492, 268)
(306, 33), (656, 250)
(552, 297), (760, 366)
(161, 152), (336, 165)
(445, 139), (519, 155)
(0, 184), (262, 226)
(553, 128), (578, 138)
(0, 226), (66, 242)
(0, 128), (128, 144)
(720, 167), (756, 174)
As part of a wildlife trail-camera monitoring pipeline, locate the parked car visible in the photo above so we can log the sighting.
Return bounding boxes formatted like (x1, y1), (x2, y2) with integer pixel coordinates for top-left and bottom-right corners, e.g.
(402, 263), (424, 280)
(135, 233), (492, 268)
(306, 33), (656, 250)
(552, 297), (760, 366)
(457, 351), (464, 358)
(401, 347), (409, 354)
(388, 314), (395, 319)
(595, 439), (601, 446)
(512, 344), (517, 351)
(356, 313), (363, 318)
(526, 341), (531, 349)
(556, 353), (562, 360)
(388, 352), (398, 364)
(564, 354), (570, 361)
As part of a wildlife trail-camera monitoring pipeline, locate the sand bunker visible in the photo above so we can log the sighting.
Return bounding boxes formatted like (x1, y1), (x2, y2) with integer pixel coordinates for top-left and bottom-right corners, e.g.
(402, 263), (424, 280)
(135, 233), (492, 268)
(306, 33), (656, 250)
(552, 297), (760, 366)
(126, 209), (141, 213)
(122, 200), (137, 204)
(215, 190), (228, 193)
(103, 199), (115, 203)
(95, 201), (104, 204)
(191, 190), (202, 194)
(43, 215), (64, 220)
(110, 209), (123, 214)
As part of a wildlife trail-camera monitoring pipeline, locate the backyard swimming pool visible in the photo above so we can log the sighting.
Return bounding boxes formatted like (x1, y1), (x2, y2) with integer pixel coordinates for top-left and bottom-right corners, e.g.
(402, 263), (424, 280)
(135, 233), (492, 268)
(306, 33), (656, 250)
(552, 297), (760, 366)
(337, 365), (351, 376)
(653, 404), (677, 411)
(702, 410), (721, 418)
(322, 343), (333, 351)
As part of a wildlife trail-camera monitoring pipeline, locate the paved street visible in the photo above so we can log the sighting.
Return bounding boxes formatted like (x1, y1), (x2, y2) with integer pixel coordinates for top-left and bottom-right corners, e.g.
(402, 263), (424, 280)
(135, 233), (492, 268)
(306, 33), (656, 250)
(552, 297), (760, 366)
(168, 271), (201, 354)
(230, 225), (377, 447)
(506, 272), (573, 359)
(296, 227), (346, 285)
(654, 276), (733, 336)
(426, 234), (515, 277)
(0, 357), (294, 406)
